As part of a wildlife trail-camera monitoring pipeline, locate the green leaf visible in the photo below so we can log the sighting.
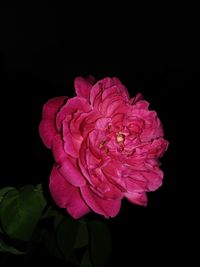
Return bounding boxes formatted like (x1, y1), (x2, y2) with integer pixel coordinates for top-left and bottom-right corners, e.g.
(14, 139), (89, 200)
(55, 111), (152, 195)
(89, 220), (112, 267)
(81, 249), (93, 267)
(74, 221), (88, 249)
(53, 213), (63, 229)
(0, 238), (25, 255)
(0, 187), (16, 233)
(34, 184), (47, 208)
(0, 185), (47, 241)
(23, 228), (46, 263)
(56, 217), (79, 262)
(40, 206), (60, 220)
(44, 231), (64, 260)
(0, 187), (16, 204)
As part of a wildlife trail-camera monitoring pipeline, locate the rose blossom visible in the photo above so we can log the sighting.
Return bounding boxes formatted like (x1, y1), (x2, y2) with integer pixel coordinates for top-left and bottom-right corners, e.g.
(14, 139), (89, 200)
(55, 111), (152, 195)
(39, 76), (168, 219)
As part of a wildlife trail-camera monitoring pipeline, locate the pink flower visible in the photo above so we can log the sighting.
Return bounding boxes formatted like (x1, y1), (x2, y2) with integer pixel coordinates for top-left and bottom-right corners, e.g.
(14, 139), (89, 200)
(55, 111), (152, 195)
(39, 76), (168, 219)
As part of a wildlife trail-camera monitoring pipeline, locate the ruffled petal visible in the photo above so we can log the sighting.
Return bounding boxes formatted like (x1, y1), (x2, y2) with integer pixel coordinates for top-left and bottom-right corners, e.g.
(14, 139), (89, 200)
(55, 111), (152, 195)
(39, 96), (67, 148)
(50, 165), (90, 219)
(80, 185), (121, 218)
(90, 77), (129, 109)
(63, 121), (82, 158)
(56, 97), (91, 131)
(125, 192), (148, 206)
(74, 76), (95, 100)
(52, 135), (86, 186)
(130, 93), (143, 104)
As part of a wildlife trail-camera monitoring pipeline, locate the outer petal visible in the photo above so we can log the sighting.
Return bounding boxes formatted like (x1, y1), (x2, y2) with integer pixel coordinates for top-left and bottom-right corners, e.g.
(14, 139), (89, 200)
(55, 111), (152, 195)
(130, 93), (143, 104)
(50, 165), (90, 219)
(112, 77), (130, 99)
(52, 135), (86, 186)
(39, 96), (67, 148)
(90, 77), (129, 111)
(74, 76), (95, 100)
(143, 163), (164, 191)
(148, 138), (169, 158)
(80, 185), (121, 218)
(125, 192), (148, 206)
(100, 94), (128, 116)
(63, 121), (82, 158)
(134, 100), (149, 109)
(56, 97), (91, 131)
(90, 77), (116, 107)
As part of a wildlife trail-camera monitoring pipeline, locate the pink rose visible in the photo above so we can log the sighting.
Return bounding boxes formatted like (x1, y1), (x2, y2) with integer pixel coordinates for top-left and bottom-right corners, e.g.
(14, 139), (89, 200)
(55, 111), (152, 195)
(39, 76), (168, 219)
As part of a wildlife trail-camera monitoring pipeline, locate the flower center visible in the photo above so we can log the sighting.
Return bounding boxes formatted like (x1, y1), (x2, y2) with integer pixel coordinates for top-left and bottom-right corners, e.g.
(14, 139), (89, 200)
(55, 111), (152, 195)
(116, 132), (125, 143)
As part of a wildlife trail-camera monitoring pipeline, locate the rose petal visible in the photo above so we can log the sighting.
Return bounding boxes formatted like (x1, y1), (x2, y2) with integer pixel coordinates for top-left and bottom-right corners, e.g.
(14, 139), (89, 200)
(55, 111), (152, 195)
(56, 97), (91, 131)
(125, 176), (148, 193)
(90, 78), (115, 107)
(112, 77), (130, 99)
(125, 192), (148, 206)
(52, 135), (86, 186)
(80, 111), (102, 138)
(148, 138), (169, 158)
(80, 185), (121, 218)
(100, 94), (126, 116)
(101, 85), (119, 100)
(39, 96), (67, 148)
(102, 160), (127, 191)
(90, 77), (129, 110)
(95, 117), (111, 130)
(63, 121), (82, 158)
(74, 76), (95, 101)
(130, 93), (143, 104)
(50, 165), (90, 219)
(135, 100), (150, 109)
(142, 163), (164, 191)
(89, 82), (103, 107)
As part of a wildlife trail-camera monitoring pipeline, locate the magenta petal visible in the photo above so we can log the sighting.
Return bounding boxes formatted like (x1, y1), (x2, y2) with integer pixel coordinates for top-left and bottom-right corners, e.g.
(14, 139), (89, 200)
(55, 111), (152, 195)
(56, 97), (91, 131)
(112, 77), (130, 99)
(51, 134), (68, 162)
(135, 100), (150, 109)
(74, 76), (95, 100)
(125, 176), (147, 193)
(90, 77), (117, 107)
(125, 192), (147, 206)
(58, 161), (86, 187)
(130, 93), (143, 104)
(80, 186), (121, 218)
(39, 96), (67, 148)
(63, 122), (81, 157)
(50, 165), (90, 219)
(95, 117), (111, 130)
(148, 138), (169, 158)
(142, 165), (164, 191)
(52, 135), (86, 186)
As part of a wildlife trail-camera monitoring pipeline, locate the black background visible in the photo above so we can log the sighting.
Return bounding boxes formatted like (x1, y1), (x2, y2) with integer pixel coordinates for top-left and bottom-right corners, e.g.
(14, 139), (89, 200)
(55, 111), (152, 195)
(0, 6), (199, 266)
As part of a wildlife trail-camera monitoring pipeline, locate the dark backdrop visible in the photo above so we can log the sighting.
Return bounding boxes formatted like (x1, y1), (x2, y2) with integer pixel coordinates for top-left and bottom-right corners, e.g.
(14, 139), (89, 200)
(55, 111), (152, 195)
(0, 7), (199, 266)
